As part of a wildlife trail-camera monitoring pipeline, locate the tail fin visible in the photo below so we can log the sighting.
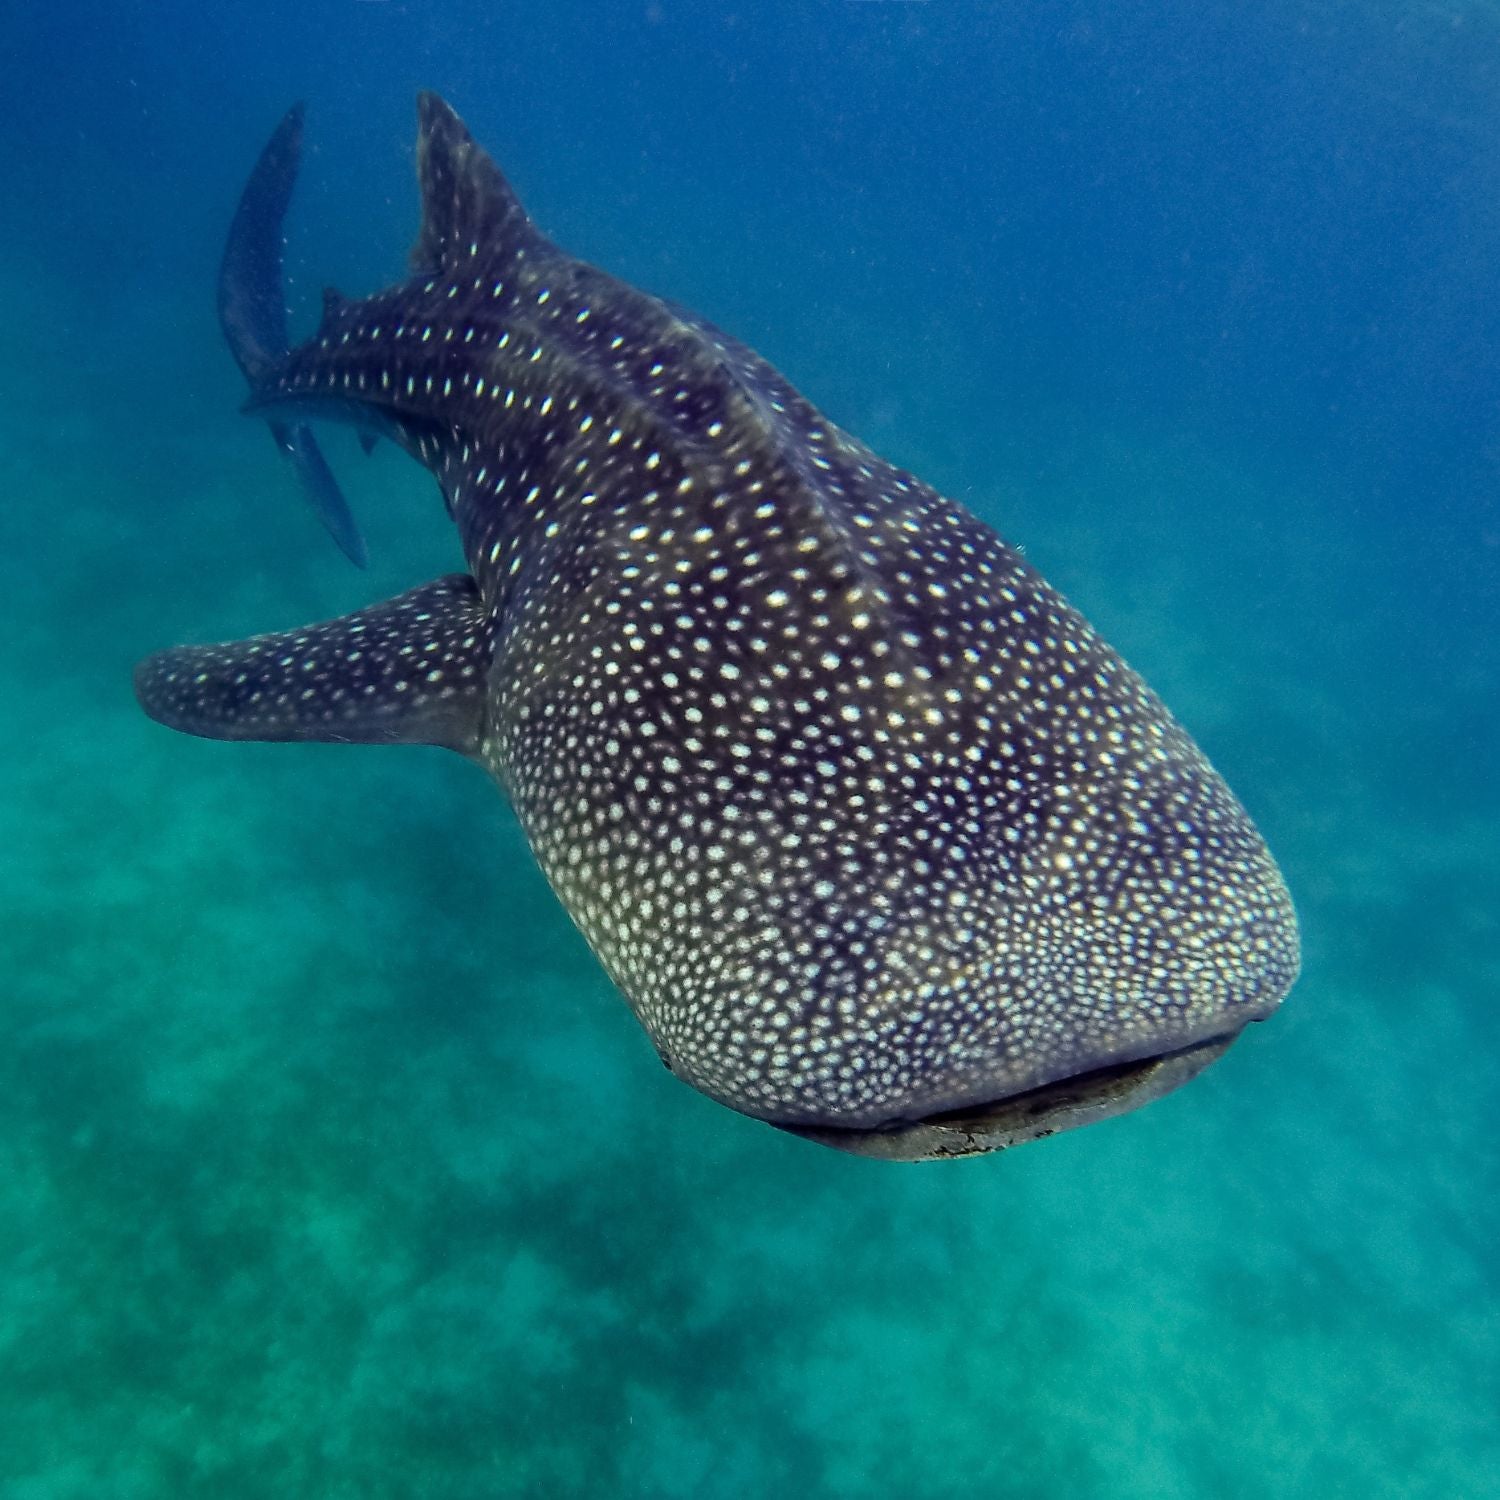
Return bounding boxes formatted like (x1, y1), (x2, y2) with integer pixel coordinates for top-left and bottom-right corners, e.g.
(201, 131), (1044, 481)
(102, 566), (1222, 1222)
(218, 104), (368, 568)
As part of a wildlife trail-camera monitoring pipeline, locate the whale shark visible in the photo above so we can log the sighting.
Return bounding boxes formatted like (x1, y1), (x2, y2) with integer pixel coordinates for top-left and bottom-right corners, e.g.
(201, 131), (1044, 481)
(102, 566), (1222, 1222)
(135, 95), (1299, 1160)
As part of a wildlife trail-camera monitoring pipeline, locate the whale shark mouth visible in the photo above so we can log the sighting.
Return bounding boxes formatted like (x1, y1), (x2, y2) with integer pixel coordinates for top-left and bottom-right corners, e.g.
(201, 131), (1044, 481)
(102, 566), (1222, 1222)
(773, 1031), (1243, 1161)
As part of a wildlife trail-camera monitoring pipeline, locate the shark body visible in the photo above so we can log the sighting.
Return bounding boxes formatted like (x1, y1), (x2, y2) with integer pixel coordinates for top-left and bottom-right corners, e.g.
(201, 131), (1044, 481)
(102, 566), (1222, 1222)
(136, 96), (1299, 1159)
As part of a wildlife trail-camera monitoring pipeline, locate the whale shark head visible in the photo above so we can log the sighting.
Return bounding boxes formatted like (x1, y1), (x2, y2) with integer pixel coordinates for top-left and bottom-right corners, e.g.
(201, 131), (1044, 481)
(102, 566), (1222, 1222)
(135, 96), (1299, 1159)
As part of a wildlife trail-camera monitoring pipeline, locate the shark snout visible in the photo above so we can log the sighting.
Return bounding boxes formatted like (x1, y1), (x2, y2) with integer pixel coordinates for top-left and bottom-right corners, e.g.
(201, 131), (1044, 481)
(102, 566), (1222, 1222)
(666, 800), (1300, 1162)
(776, 850), (1300, 1160)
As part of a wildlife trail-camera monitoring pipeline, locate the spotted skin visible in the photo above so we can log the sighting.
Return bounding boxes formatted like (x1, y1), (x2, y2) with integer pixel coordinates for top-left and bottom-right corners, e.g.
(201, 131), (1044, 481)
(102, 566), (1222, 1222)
(136, 95), (1298, 1150)
(136, 575), (489, 752)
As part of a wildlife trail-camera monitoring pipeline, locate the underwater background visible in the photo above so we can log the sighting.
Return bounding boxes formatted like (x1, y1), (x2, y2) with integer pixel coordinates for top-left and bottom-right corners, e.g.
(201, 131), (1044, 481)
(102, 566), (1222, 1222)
(3, 1), (1496, 1495)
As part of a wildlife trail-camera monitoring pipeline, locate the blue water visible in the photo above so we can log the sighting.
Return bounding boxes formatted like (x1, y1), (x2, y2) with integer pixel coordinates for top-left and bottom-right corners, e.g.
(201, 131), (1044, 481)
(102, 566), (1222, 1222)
(3, 2), (1496, 1495)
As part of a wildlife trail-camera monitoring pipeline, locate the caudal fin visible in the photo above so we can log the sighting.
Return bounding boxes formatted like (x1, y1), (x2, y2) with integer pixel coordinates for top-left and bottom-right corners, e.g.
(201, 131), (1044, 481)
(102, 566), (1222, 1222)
(218, 103), (368, 567)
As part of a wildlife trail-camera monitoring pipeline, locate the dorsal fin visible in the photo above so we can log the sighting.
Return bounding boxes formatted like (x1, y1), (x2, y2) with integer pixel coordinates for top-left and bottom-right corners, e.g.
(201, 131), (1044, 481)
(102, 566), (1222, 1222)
(410, 92), (542, 277)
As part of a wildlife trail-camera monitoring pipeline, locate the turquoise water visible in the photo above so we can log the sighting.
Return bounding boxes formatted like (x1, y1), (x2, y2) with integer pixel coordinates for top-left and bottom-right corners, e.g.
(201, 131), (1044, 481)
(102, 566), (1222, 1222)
(3, 3), (1496, 1495)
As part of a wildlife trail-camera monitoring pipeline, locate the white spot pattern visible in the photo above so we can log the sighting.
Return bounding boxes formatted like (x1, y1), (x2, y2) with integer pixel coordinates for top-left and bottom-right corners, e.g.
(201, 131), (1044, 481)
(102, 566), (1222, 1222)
(139, 96), (1299, 1136)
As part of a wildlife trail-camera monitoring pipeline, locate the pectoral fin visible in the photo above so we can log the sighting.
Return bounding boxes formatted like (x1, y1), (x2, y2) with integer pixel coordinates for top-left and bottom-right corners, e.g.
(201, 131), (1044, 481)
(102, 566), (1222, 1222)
(134, 574), (491, 755)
